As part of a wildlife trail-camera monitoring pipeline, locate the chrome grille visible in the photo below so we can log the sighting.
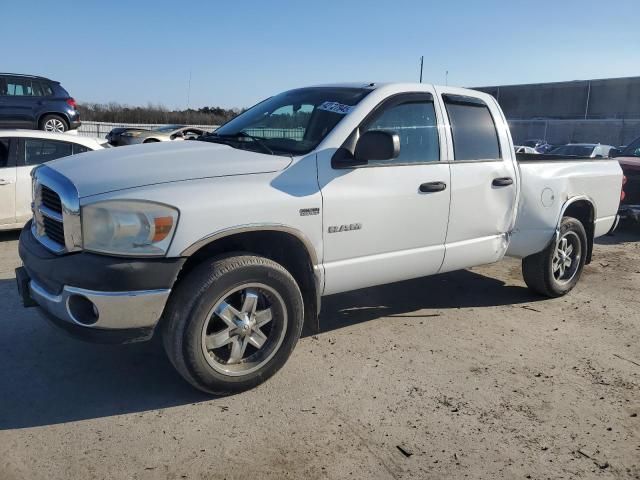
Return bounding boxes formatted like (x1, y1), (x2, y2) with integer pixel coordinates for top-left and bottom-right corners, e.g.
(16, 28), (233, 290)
(42, 216), (65, 245)
(41, 185), (63, 213)
(31, 166), (82, 254)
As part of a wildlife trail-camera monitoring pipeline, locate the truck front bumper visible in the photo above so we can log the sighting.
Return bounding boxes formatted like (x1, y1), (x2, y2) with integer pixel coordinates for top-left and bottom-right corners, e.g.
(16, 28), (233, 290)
(17, 223), (185, 343)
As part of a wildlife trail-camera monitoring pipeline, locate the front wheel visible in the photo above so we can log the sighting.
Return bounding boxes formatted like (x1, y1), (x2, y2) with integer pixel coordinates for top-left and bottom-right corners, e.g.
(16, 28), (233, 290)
(522, 216), (588, 297)
(162, 254), (304, 395)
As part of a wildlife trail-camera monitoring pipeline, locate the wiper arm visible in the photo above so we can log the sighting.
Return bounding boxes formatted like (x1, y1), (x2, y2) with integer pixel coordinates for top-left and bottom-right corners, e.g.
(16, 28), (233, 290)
(216, 131), (274, 155)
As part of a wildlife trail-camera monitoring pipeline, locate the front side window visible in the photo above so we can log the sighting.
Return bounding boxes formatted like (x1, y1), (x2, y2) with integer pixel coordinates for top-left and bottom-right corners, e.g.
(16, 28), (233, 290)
(444, 95), (501, 161)
(202, 87), (372, 156)
(0, 77), (7, 96)
(361, 97), (440, 165)
(24, 139), (73, 165)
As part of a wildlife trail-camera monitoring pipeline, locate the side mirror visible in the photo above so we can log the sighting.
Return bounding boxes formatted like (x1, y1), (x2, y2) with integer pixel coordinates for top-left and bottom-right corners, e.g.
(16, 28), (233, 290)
(354, 130), (400, 162)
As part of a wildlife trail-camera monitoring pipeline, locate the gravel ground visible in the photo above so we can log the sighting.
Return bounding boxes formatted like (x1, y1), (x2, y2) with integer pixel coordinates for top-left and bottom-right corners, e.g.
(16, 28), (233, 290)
(0, 225), (638, 480)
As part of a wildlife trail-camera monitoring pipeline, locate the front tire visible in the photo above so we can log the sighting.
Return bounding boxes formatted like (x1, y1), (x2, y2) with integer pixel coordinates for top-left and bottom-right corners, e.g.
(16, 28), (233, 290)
(162, 254), (304, 395)
(522, 216), (588, 297)
(40, 114), (68, 133)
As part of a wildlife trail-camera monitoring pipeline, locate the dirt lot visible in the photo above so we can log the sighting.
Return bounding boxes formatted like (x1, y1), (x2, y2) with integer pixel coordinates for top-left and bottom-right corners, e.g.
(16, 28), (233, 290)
(0, 225), (638, 480)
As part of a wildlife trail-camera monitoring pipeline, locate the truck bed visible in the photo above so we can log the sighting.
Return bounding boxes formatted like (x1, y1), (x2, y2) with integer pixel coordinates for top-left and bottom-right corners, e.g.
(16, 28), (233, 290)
(506, 156), (622, 259)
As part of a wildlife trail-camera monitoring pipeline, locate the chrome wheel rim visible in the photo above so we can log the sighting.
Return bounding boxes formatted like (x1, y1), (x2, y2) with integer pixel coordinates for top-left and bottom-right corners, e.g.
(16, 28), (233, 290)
(552, 231), (581, 284)
(44, 119), (65, 133)
(201, 283), (287, 376)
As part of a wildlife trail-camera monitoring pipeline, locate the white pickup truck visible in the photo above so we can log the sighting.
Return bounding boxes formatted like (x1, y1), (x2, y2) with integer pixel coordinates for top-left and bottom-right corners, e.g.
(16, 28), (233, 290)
(16, 83), (622, 394)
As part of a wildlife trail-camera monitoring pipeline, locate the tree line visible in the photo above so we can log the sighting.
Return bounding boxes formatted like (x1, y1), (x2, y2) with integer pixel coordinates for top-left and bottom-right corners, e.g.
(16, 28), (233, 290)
(77, 102), (242, 126)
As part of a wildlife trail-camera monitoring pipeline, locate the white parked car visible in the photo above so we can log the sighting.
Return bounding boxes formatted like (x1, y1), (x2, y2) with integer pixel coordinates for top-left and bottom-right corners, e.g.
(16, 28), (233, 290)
(16, 83), (622, 395)
(515, 145), (539, 154)
(0, 130), (105, 231)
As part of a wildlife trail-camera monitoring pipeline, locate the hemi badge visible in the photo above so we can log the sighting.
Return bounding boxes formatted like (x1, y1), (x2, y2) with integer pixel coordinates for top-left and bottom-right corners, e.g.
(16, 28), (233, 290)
(299, 208), (320, 216)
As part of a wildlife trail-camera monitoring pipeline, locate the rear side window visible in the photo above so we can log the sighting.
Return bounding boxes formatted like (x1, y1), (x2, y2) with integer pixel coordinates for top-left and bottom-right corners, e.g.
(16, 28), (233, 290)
(0, 77), (7, 96)
(41, 82), (54, 96)
(443, 95), (501, 161)
(6, 78), (33, 96)
(361, 96), (440, 165)
(24, 139), (73, 165)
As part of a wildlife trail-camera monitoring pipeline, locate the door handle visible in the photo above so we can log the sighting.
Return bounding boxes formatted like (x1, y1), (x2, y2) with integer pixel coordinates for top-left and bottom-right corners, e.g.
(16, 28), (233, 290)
(419, 181), (447, 193)
(0, 179), (15, 186)
(492, 177), (513, 187)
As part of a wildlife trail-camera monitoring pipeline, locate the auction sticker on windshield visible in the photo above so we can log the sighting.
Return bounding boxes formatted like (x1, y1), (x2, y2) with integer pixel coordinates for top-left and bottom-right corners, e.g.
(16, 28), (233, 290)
(317, 101), (354, 114)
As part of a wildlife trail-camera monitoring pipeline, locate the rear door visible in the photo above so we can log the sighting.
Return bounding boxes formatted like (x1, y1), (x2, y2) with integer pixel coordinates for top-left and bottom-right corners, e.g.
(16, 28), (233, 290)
(3, 77), (38, 128)
(15, 138), (76, 223)
(0, 137), (17, 225)
(435, 88), (518, 272)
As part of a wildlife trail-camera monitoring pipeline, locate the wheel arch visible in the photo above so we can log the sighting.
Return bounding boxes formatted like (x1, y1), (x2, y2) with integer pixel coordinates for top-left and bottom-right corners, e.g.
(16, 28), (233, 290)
(37, 112), (70, 129)
(176, 226), (322, 333)
(558, 196), (596, 264)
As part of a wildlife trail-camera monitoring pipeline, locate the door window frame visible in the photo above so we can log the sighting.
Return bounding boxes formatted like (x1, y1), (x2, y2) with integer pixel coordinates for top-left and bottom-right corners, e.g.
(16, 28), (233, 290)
(439, 93), (505, 164)
(331, 92), (447, 169)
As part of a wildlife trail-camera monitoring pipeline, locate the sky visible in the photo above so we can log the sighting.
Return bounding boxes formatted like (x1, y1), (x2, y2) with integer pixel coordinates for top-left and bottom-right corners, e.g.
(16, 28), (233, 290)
(2, 0), (639, 109)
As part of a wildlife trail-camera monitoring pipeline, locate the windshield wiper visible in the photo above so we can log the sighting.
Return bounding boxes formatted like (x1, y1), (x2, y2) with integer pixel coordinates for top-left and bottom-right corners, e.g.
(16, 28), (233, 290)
(217, 131), (274, 155)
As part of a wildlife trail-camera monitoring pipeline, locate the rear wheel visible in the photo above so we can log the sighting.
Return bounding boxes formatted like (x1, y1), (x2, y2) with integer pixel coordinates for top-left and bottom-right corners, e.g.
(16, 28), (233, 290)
(162, 254), (304, 395)
(522, 216), (587, 297)
(40, 114), (68, 133)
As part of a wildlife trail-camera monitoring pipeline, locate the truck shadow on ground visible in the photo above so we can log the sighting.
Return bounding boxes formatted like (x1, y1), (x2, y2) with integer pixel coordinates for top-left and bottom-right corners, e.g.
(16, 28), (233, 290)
(316, 269), (540, 335)
(0, 268), (540, 430)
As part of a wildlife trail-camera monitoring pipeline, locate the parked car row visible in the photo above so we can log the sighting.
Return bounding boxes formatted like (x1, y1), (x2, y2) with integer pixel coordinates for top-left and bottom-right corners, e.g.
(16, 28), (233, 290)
(106, 125), (208, 146)
(515, 140), (619, 158)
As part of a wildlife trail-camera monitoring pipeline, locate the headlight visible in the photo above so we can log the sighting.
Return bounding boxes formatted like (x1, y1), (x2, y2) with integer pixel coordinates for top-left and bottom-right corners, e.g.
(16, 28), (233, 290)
(121, 131), (142, 137)
(82, 200), (179, 256)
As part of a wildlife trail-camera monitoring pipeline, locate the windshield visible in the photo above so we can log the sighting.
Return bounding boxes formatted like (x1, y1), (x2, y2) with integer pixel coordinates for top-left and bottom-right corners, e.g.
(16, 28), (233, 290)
(549, 145), (595, 156)
(201, 87), (372, 156)
(154, 125), (184, 132)
(622, 137), (640, 157)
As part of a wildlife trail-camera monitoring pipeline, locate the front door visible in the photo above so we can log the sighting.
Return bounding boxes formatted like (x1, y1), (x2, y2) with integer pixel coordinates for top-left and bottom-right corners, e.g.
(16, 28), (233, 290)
(0, 138), (17, 226)
(318, 91), (451, 295)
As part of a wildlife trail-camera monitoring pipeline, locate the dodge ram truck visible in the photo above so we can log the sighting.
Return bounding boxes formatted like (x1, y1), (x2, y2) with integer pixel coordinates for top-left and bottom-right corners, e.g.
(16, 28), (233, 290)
(15, 83), (622, 394)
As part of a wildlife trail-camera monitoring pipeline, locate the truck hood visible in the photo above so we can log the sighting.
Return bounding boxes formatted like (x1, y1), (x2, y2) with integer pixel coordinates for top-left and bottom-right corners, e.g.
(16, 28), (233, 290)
(48, 140), (292, 198)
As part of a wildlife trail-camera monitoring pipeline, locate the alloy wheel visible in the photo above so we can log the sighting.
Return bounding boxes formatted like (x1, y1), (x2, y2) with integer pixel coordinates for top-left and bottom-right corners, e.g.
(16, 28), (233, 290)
(552, 231), (581, 284)
(200, 283), (287, 376)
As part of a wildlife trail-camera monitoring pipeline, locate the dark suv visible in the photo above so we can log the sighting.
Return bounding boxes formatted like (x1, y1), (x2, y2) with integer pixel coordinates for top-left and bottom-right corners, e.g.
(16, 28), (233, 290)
(0, 74), (80, 133)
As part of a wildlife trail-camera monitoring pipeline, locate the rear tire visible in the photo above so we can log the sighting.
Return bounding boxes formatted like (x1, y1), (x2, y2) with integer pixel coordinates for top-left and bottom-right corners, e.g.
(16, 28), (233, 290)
(162, 254), (304, 395)
(522, 216), (587, 297)
(40, 114), (68, 133)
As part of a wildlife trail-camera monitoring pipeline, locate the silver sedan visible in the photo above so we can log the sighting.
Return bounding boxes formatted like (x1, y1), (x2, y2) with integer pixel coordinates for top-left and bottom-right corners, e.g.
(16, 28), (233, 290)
(106, 125), (208, 146)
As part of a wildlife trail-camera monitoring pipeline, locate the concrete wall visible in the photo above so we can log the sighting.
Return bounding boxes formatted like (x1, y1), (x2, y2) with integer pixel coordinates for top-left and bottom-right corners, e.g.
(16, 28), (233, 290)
(475, 76), (640, 146)
(508, 119), (640, 146)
